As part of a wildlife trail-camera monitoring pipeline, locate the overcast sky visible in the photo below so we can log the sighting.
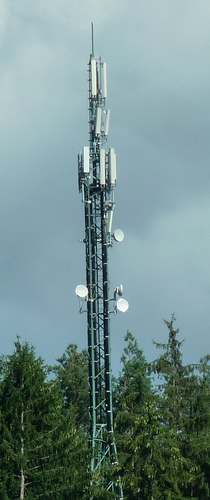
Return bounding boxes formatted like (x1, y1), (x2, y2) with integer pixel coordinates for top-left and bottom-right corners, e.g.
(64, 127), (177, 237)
(0, 0), (210, 371)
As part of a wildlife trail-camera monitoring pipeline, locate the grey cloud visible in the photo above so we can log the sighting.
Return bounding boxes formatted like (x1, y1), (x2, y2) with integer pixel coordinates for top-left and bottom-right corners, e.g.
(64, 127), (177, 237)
(0, 1), (210, 370)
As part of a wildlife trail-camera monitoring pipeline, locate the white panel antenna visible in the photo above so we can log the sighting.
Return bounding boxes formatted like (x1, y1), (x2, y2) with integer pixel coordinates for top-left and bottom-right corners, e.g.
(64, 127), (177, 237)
(91, 58), (97, 96)
(107, 207), (114, 234)
(78, 153), (82, 192)
(83, 146), (90, 174)
(96, 107), (102, 135)
(100, 149), (106, 186)
(102, 62), (107, 98)
(109, 148), (117, 186)
(75, 284), (88, 299)
(104, 110), (110, 136)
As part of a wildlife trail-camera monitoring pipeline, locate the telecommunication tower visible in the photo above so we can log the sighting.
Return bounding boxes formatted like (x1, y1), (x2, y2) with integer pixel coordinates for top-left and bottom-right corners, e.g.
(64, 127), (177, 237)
(76, 24), (128, 499)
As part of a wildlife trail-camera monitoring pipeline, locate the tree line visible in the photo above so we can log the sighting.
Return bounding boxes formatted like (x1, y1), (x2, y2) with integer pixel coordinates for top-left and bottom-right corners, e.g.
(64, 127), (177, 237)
(0, 317), (210, 499)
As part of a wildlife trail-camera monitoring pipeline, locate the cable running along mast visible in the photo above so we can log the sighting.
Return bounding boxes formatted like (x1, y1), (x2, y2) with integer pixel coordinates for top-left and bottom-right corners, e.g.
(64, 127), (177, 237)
(76, 24), (128, 498)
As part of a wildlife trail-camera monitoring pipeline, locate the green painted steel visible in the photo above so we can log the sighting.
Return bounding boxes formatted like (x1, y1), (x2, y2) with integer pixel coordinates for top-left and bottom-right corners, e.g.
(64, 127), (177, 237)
(77, 27), (123, 499)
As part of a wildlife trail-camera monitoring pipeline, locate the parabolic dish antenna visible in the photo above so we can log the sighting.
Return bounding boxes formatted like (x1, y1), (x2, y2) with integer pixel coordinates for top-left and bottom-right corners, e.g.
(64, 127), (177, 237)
(75, 284), (88, 299)
(116, 297), (129, 313)
(113, 229), (124, 243)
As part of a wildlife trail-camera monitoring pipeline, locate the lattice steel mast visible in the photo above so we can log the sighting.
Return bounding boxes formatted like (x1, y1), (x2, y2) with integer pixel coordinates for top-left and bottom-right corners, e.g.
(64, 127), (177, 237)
(77, 24), (126, 498)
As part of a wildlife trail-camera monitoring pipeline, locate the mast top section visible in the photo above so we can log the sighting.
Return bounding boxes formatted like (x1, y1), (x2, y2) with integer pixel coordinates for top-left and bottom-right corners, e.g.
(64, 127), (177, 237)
(91, 22), (94, 57)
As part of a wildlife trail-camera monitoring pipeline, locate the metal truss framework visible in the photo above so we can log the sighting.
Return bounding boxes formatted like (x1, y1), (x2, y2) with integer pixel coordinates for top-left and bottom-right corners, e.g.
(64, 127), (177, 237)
(78, 27), (123, 499)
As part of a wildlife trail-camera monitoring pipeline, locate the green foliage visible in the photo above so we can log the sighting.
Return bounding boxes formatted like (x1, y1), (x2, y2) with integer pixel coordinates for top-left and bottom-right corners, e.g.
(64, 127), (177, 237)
(114, 330), (151, 413)
(181, 355), (210, 498)
(115, 329), (190, 499)
(54, 344), (89, 428)
(152, 316), (210, 498)
(0, 338), (88, 499)
(0, 320), (210, 498)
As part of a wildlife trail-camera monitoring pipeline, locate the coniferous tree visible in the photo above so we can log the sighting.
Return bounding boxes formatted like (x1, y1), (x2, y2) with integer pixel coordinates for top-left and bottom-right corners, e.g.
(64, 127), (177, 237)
(181, 355), (210, 498)
(114, 331), (154, 498)
(151, 316), (210, 498)
(152, 316), (186, 430)
(0, 339), (88, 499)
(115, 329), (188, 499)
(55, 344), (89, 428)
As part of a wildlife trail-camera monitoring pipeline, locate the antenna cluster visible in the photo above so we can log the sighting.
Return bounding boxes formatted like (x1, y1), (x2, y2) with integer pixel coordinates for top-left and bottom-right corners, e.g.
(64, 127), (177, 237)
(75, 24), (127, 499)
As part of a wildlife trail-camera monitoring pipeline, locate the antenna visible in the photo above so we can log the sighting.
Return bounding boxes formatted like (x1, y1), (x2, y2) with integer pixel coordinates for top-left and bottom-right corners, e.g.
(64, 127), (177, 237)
(75, 284), (88, 299)
(117, 297), (129, 313)
(91, 22), (94, 56)
(113, 228), (124, 243)
(77, 28), (125, 499)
